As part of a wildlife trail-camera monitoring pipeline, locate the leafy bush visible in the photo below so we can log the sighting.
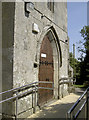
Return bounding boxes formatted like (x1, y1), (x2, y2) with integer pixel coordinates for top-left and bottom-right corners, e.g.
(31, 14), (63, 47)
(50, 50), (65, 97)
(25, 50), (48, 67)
(83, 81), (89, 87)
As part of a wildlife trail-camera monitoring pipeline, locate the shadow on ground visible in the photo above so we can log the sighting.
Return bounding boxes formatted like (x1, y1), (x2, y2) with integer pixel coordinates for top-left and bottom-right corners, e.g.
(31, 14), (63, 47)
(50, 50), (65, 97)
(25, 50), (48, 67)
(30, 102), (76, 119)
(29, 88), (87, 119)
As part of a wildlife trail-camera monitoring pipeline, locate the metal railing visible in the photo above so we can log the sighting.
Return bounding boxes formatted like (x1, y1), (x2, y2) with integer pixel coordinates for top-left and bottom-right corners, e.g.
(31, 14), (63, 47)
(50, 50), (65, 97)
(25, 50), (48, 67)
(0, 81), (54, 119)
(58, 77), (74, 98)
(66, 87), (89, 120)
(59, 77), (74, 85)
(0, 77), (74, 119)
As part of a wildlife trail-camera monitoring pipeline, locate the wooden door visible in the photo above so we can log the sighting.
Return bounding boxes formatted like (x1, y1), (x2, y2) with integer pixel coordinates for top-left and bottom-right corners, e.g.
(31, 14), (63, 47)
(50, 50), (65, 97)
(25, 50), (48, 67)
(38, 35), (54, 105)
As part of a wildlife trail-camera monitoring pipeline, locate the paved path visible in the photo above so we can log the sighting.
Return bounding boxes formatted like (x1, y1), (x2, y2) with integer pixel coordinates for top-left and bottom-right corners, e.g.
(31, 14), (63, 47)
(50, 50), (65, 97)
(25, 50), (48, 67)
(28, 88), (86, 119)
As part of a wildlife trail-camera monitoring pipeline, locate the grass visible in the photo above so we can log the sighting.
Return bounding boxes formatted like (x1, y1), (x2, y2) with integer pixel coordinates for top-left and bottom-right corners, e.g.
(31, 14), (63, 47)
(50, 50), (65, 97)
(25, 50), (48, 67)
(73, 84), (85, 88)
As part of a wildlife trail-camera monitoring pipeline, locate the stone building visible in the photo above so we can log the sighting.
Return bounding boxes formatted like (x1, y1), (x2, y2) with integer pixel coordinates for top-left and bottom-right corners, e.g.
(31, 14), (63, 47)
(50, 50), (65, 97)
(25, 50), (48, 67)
(0, 1), (70, 118)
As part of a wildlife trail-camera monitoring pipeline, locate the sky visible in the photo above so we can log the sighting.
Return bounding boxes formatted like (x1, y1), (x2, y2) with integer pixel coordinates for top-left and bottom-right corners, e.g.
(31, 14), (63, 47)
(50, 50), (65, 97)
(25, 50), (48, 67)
(67, 2), (87, 59)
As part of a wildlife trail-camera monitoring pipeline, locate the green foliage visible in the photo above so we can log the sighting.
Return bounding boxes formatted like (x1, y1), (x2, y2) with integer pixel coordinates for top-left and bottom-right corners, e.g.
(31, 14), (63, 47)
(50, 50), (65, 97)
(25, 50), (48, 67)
(77, 26), (89, 84)
(80, 26), (89, 52)
(69, 52), (80, 79)
(83, 81), (89, 87)
(73, 84), (85, 88)
(69, 26), (89, 85)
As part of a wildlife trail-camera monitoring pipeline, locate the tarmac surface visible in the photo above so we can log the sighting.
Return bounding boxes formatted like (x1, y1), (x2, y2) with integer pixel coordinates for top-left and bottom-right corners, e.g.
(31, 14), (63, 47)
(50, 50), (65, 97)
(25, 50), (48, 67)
(28, 88), (88, 119)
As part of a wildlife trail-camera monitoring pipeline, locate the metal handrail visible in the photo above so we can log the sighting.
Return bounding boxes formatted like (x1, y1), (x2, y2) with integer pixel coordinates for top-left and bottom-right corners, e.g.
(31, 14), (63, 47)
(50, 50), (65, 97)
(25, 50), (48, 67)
(0, 81), (54, 102)
(58, 77), (74, 99)
(58, 77), (74, 85)
(66, 87), (89, 120)
(0, 78), (73, 119)
(0, 81), (53, 95)
(0, 81), (54, 119)
(0, 82), (38, 95)
(0, 88), (36, 104)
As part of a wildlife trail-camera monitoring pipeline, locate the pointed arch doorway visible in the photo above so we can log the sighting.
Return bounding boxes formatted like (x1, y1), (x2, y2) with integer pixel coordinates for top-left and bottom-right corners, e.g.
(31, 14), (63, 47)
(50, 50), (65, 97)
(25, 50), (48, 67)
(38, 35), (54, 105)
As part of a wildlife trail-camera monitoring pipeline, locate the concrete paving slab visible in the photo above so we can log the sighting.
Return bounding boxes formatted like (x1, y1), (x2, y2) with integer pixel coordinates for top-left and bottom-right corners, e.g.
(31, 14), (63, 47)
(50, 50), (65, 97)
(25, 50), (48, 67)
(28, 93), (81, 119)
(28, 88), (88, 119)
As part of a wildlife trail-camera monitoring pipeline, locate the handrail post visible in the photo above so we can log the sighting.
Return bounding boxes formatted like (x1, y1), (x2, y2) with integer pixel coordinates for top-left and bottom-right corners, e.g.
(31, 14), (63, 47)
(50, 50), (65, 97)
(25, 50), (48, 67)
(66, 113), (68, 120)
(16, 91), (18, 120)
(86, 90), (88, 120)
(85, 91), (88, 120)
(37, 83), (39, 106)
(69, 78), (70, 94)
(33, 84), (36, 113)
(52, 82), (54, 89)
(32, 89), (33, 109)
(66, 112), (72, 120)
(66, 113), (69, 120)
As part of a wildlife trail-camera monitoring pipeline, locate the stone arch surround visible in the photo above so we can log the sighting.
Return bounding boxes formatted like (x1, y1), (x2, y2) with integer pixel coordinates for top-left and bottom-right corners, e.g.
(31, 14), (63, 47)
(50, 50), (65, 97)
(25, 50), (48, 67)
(36, 26), (62, 99)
